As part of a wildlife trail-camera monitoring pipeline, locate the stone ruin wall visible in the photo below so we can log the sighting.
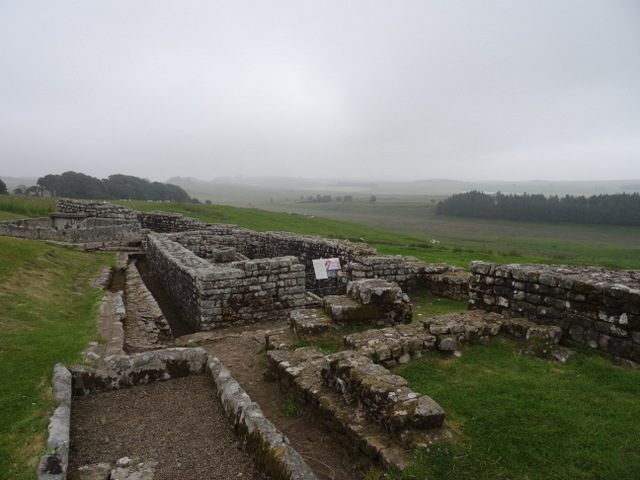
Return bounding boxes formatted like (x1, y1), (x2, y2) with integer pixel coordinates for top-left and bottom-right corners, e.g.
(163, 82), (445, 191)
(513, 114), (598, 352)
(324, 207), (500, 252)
(0, 215), (141, 247)
(145, 233), (305, 331)
(469, 261), (640, 366)
(6, 198), (640, 362)
(53, 199), (466, 296)
(161, 228), (463, 295)
(56, 199), (138, 220)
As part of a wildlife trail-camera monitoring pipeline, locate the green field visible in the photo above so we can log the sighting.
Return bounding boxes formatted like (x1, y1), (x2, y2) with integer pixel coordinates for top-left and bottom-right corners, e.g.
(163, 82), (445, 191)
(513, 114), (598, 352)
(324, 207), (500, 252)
(115, 197), (640, 270)
(3, 195), (637, 270)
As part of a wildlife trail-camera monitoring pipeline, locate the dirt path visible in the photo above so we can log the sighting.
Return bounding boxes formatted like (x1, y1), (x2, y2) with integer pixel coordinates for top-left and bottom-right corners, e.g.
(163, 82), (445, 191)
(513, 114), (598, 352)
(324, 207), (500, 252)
(204, 332), (375, 480)
(69, 374), (266, 480)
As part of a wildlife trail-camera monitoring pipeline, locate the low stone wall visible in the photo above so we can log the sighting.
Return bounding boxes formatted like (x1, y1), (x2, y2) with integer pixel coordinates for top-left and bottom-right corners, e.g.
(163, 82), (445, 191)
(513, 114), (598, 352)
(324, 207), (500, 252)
(208, 356), (318, 480)
(320, 279), (413, 327)
(56, 199), (138, 220)
(138, 210), (206, 232)
(38, 364), (72, 480)
(321, 351), (445, 434)
(266, 347), (450, 469)
(469, 261), (640, 366)
(423, 270), (471, 301)
(39, 349), (317, 480)
(350, 256), (458, 292)
(155, 228), (464, 297)
(71, 348), (209, 395)
(146, 233), (305, 331)
(0, 216), (142, 247)
(343, 311), (568, 368)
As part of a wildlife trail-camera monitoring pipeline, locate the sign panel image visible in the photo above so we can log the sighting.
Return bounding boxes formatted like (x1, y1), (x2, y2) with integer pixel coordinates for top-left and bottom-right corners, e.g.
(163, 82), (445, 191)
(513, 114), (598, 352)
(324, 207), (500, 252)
(324, 258), (342, 279)
(312, 258), (343, 280)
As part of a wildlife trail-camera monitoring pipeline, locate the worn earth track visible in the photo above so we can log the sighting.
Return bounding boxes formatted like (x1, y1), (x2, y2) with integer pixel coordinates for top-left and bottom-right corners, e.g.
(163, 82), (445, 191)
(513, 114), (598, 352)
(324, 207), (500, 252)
(203, 330), (376, 480)
(69, 374), (266, 479)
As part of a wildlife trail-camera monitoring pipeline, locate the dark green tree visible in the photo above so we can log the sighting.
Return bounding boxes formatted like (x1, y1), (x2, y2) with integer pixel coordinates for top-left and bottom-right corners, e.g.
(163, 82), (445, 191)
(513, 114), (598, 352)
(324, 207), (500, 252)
(36, 172), (191, 202)
(0, 178), (7, 195)
(436, 191), (640, 227)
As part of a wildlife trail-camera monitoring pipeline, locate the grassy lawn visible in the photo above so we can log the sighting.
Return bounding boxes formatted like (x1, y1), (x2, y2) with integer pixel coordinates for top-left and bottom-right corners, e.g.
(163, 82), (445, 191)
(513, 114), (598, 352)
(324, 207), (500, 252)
(388, 339), (640, 480)
(0, 237), (113, 479)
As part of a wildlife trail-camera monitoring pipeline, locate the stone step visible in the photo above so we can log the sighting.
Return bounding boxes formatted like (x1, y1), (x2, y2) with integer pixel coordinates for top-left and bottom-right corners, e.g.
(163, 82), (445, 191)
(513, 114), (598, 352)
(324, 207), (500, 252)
(266, 348), (449, 470)
(289, 308), (337, 334)
(321, 295), (381, 324)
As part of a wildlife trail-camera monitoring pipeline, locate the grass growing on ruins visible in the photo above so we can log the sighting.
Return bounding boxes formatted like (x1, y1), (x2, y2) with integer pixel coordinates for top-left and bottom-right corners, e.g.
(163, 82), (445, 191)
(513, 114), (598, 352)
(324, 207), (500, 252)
(289, 290), (467, 356)
(0, 237), (113, 479)
(389, 338), (640, 480)
(408, 289), (468, 318)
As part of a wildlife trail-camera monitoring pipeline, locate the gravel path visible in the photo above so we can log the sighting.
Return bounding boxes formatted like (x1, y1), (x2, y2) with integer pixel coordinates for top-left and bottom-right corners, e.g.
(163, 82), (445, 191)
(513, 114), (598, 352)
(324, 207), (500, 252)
(68, 374), (266, 480)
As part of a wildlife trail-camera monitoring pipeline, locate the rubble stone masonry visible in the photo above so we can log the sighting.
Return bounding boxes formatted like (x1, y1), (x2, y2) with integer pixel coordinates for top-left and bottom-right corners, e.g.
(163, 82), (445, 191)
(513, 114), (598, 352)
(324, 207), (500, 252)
(469, 261), (640, 365)
(145, 233), (305, 330)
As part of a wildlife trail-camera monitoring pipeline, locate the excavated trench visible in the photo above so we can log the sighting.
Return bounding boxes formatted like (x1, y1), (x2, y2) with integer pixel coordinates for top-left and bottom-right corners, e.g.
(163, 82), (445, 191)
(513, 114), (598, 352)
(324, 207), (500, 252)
(68, 258), (376, 480)
(132, 255), (195, 338)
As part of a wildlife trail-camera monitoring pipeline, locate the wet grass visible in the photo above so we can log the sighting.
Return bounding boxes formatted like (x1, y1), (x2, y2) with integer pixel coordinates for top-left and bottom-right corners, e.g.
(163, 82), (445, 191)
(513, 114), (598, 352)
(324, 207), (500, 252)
(1, 196), (638, 478)
(0, 196), (56, 219)
(388, 338), (640, 480)
(0, 237), (113, 479)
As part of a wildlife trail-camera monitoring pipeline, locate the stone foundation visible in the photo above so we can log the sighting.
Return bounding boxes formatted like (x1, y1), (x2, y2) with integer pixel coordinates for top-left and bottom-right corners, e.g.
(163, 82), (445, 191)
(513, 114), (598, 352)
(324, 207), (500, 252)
(53, 199), (467, 297)
(39, 349), (318, 480)
(321, 351), (446, 433)
(266, 347), (449, 470)
(0, 215), (142, 249)
(145, 233), (306, 331)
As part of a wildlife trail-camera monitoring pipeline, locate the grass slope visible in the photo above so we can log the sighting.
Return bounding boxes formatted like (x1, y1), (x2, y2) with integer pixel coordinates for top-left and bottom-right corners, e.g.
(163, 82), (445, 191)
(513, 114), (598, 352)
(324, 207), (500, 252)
(0, 237), (113, 479)
(117, 199), (640, 269)
(388, 339), (640, 480)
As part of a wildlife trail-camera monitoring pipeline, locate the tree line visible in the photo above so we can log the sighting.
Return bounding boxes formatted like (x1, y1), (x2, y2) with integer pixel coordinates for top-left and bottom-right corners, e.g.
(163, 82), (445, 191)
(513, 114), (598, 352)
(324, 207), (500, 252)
(13, 172), (197, 203)
(435, 191), (640, 226)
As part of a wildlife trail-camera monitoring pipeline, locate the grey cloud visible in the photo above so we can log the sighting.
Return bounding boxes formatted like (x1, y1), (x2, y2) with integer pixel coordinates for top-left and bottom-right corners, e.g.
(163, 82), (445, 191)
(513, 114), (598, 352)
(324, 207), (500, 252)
(1, 1), (639, 182)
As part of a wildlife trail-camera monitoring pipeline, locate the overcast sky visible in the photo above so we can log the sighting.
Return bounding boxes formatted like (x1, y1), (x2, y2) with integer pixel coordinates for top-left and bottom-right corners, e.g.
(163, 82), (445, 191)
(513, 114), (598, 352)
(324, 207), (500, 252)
(1, 1), (639, 183)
